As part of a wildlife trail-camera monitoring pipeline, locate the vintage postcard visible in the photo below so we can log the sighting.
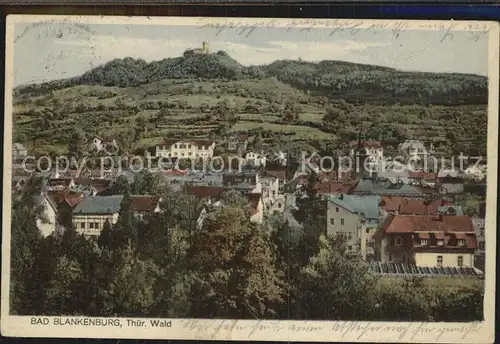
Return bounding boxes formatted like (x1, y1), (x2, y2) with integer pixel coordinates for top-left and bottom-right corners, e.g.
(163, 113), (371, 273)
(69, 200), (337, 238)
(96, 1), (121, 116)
(1, 15), (498, 342)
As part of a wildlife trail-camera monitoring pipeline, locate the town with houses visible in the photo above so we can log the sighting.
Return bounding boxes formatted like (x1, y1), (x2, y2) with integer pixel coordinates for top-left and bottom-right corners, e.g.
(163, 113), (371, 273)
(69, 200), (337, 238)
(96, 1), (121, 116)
(12, 133), (487, 277)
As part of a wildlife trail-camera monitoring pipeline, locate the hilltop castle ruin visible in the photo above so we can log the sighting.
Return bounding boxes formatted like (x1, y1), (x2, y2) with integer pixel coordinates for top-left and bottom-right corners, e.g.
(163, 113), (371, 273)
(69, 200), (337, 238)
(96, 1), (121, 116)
(184, 41), (210, 56)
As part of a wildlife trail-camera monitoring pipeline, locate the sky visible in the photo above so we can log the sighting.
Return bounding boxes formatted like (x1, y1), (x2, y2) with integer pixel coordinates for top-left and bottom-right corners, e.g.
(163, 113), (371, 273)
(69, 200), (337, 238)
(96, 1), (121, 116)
(12, 21), (489, 87)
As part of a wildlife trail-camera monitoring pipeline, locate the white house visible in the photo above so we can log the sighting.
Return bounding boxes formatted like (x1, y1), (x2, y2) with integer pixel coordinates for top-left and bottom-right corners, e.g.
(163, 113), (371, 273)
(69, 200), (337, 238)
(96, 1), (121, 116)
(92, 136), (119, 154)
(196, 199), (223, 230)
(13, 143), (28, 160)
(245, 193), (264, 224)
(72, 196), (123, 236)
(244, 151), (267, 167)
(35, 194), (58, 237)
(155, 138), (215, 160)
(398, 140), (428, 158)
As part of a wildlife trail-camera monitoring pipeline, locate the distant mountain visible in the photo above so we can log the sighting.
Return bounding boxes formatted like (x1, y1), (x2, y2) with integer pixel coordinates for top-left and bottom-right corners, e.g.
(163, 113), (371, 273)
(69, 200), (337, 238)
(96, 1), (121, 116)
(14, 50), (488, 105)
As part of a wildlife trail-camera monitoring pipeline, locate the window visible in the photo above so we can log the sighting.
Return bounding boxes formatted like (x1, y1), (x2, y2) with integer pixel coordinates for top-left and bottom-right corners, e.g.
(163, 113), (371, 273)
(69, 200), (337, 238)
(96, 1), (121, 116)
(348, 246), (352, 250)
(198, 145), (202, 150)
(80, 222), (85, 229)
(348, 233), (352, 239)
(458, 239), (465, 246)
(95, 223), (100, 230)
(341, 218), (345, 225)
(479, 242), (485, 250)
(420, 239), (428, 246)
(437, 255), (443, 267)
(188, 152), (192, 156)
(457, 256), (464, 267)
(174, 144), (178, 149)
(437, 239), (444, 246)
(89, 223), (94, 229)
(395, 236), (403, 246)
(187, 144), (192, 149)
(336, 207), (339, 212)
(330, 218), (335, 226)
(388, 253), (392, 262)
(366, 228), (370, 234)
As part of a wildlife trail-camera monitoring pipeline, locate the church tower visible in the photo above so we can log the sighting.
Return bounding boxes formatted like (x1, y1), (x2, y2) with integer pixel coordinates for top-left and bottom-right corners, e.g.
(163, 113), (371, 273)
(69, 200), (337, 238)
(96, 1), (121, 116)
(353, 124), (370, 180)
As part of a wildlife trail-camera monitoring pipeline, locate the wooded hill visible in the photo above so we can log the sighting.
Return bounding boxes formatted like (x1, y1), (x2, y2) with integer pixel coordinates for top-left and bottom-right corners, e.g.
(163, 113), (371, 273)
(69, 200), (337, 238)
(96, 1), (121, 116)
(12, 51), (488, 157)
(16, 51), (487, 105)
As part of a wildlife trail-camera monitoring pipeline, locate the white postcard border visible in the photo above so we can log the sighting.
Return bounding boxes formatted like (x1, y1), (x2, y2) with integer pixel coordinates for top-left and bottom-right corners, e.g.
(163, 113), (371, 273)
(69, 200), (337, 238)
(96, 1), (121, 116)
(1, 16), (498, 343)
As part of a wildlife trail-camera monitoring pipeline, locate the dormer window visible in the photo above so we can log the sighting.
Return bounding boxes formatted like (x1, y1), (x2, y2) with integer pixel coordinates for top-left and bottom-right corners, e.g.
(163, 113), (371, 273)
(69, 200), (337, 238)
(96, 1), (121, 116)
(458, 239), (465, 246)
(437, 239), (444, 246)
(394, 236), (403, 246)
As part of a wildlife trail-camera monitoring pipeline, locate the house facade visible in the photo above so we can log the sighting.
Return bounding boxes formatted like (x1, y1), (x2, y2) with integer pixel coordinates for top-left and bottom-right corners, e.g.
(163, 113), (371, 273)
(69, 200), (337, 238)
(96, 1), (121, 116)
(398, 139), (428, 158)
(154, 138), (215, 160)
(326, 194), (380, 254)
(131, 196), (162, 218)
(35, 194), (58, 237)
(92, 136), (119, 154)
(472, 216), (486, 272)
(13, 143), (28, 160)
(375, 214), (477, 268)
(72, 196), (123, 236)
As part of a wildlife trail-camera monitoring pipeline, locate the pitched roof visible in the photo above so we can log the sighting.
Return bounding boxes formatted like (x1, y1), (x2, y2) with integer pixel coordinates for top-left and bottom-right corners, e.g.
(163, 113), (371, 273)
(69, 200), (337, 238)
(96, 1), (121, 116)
(348, 140), (382, 148)
(73, 178), (111, 191)
(131, 195), (161, 212)
(316, 181), (355, 195)
(47, 178), (73, 187)
(327, 194), (380, 220)
(380, 196), (442, 215)
(185, 185), (226, 199)
(263, 169), (287, 181)
(354, 179), (423, 196)
(47, 190), (82, 205)
(438, 206), (465, 216)
(72, 196), (124, 215)
(382, 214), (475, 234)
(408, 171), (438, 180)
(64, 195), (84, 208)
(161, 138), (214, 147)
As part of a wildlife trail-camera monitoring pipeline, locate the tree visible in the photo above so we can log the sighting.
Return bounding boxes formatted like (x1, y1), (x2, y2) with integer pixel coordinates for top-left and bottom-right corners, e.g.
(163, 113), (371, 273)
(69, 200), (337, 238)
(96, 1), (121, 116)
(99, 243), (159, 316)
(131, 170), (160, 195)
(219, 189), (248, 208)
(293, 172), (327, 266)
(42, 256), (85, 315)
(282, 102), (301, 123)
(10, 177), (44, 314)
(68, 131), (87, 160)
(293, 235), (379, 320)
(110, 175), (131, 195)
(112, 189), (137, 249)
(253, 132), (263, 149)
(98, 220), (114, 250)
(188, 207), (286, 318)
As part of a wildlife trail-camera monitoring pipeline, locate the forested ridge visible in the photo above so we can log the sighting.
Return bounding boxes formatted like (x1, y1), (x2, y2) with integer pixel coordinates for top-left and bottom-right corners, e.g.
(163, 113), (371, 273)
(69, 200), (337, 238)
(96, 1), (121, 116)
(15, 51), (488, 105)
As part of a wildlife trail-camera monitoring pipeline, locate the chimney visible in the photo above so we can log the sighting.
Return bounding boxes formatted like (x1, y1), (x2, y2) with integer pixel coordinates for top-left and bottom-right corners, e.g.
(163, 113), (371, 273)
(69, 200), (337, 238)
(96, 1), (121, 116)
(397, 204), (401, 215)
(340, 194), (344, 200)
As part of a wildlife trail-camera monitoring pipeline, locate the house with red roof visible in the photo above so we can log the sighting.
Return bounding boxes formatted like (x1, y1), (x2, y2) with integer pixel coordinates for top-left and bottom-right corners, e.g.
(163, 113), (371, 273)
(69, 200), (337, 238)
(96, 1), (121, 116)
(374, 214), (477, 269)
(379, 196), (444, 216)
(408, 171), (437, 186)
(131, 196), (162, 218)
